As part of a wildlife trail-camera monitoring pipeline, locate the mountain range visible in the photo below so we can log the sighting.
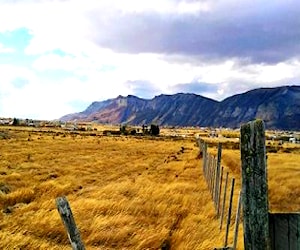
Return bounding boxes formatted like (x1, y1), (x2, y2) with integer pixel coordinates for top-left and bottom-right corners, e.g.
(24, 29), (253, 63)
(60, 85), (300, 130)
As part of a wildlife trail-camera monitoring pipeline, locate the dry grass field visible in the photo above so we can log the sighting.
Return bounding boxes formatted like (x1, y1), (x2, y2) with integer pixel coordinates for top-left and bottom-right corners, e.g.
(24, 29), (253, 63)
(207, 136), (300, 212)
(0, 126), (230, 250)
(0, 125), (299, 249)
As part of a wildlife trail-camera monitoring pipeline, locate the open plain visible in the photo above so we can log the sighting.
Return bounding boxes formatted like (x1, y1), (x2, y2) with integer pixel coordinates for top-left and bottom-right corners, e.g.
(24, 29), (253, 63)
(0, 125), (299, 249)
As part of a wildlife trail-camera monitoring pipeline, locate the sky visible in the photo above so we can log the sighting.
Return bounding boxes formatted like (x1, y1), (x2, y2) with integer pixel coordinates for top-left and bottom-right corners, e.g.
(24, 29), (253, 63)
(0, 0), (300, 120)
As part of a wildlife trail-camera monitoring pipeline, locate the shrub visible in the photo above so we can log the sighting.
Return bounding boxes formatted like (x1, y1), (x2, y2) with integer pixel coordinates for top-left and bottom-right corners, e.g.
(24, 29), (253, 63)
(282, 148), (292, 153)
(267, 147), (278, 153)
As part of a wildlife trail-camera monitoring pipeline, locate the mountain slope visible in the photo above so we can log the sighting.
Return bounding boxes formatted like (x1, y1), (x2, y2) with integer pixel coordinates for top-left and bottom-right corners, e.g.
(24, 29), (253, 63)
(207, 86), (300, 129)
(60, 85), (300, 130)
(130, 93), (218, 126)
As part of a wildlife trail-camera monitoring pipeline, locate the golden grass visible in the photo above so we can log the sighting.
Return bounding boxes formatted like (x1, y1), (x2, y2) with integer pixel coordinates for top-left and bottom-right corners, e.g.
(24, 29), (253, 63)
(0, 126), (298, 249)
(207, 139), (300, 213)
(0, 127), (240, 249)
(267, 152), (300, 212)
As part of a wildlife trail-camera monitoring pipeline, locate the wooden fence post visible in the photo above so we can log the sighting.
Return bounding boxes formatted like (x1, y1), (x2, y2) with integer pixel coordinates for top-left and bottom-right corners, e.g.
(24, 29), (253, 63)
(224, 178), (235, 247)
(233, 191), (242, 250)
(217, 166), (224, 217)
(56, 196), (85, 250)
(214, 143), (222, 209)
(220, 172), (229, 230)
(209, 156), (212, 194)
(240, 120), (270, 250)
(269, 213), (300, 249)
(211, 156), (215, 197)
(203, 142), (208, 179)
(206, 155), (210, 187)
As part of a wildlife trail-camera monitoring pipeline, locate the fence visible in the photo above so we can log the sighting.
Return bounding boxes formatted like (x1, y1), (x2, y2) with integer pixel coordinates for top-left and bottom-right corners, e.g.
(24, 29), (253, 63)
(56, 120), (299, 250)
(198, 119), (300, 250)
(197, 138), (241, 250)
(56, 197), (85, 250)
(269, 213), (300, 249)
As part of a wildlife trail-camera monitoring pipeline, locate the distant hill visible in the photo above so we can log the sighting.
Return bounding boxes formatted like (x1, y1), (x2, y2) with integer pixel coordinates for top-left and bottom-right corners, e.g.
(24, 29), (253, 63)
(60, 85), (300, 130)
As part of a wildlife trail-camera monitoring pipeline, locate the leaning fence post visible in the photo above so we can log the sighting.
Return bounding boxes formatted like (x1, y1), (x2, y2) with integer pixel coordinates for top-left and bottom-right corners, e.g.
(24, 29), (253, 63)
(56, 196), (85, 250)
(240, 120), (270, 250)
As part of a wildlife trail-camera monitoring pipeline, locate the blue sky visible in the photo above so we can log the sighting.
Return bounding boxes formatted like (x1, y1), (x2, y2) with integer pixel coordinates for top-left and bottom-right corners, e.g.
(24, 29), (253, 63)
(0, 0), (300, 120)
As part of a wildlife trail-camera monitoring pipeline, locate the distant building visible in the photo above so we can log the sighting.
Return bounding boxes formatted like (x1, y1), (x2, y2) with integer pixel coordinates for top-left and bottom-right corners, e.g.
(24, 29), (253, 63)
(289, 137), (296, 144)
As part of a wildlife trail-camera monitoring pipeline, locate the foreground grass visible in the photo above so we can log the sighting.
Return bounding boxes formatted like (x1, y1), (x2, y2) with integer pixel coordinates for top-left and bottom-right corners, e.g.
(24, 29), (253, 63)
(0, 128), (237, 249)
(1, 127), (298, 249)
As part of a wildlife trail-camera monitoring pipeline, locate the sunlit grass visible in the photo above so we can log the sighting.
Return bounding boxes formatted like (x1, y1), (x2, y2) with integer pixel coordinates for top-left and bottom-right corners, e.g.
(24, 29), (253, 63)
(207, 138), (300, 212)
(0, 126), (298, 249)
(0, 127), (235, 249)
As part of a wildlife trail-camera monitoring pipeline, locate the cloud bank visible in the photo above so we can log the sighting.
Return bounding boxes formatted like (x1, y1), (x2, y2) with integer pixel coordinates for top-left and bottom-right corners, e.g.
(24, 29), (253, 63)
(0, 0), (299, 119)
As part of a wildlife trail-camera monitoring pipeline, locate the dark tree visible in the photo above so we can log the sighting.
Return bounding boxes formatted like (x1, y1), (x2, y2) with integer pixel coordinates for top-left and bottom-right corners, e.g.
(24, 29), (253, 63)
(150, 124), (160, 136)
(12, 118), (20, 126)
(120, 125), (127, 134)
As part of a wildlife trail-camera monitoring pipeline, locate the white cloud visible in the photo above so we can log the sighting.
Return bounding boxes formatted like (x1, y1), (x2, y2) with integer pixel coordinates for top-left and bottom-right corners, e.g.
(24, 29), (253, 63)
(1, 83), (61, 120)
(0, 43), (15, 53)
(32, 54), (78, 72)
(0, 0), (92, 55)
(0, 64), (37, 89)
(2, 49), (300, 119)
(250, 61), (300, 83)
(0, 0), (299, 119)
(0, 0), (209, 55)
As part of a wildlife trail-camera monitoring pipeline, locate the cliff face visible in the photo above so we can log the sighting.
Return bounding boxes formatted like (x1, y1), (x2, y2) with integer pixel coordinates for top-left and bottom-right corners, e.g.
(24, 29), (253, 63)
(60, 86), (300, 130)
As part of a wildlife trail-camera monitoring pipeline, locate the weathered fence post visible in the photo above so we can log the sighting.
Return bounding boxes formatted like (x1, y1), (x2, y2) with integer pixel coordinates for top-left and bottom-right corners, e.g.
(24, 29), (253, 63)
(233, 191), (242, 250)
(56, 196), (85, 250)
(206, 153), (211, 188)
(224, 178), (235, 247)
(209, 156), (213, 195)
(269, 212), (300, 249)
(217, 166), (224, 217)
(220, 172), (229, 230)
(211, 156), (216, 197)
(214, 143), (222, 209)
(203, 142), (208, 178)
(240, 120), (270, 250)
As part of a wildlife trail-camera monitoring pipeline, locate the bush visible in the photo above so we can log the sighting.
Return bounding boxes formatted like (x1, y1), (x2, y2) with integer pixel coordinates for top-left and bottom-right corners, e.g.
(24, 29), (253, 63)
(130, 129), (137, 135)
(267, 146), (278, 153)
(282, 148), (292, 153)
